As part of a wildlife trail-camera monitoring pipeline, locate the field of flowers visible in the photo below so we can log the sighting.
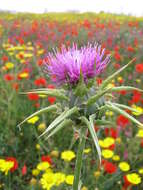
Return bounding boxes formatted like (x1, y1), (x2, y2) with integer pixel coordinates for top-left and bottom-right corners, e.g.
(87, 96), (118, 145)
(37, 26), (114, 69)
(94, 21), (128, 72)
(0, 12), (143, 190)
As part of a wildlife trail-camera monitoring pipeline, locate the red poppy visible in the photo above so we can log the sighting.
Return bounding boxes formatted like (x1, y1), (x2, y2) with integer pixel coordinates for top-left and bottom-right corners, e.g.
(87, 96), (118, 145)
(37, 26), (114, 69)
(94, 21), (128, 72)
(2, 55), (8, 62)
(34, 77), (46, 87)
(114, 51), (121, 61)
(116, 115), (129, 128)
(135, 63), (143, 73)
(4, 74), (14, 81)
(131, 90), (142, 103)
(41, 155), (52, 164)
(103, 161), (117, 174)
(27, 93), (39, 101)
(127, 46), (134, 52)
(6, 157), (18, 172)
(21, 164), (27, 176)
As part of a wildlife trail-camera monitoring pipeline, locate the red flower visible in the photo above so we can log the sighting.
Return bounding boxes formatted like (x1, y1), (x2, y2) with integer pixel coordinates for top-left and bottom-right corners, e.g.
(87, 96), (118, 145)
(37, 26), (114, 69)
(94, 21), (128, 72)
(103, 161), (117, 174)
(47, 84), (56, 104)
(27, 93), (39, 101)
(127, 46), (134, 52)
(4, 74), (14, 81)
(34, 77), (46, 87)
(41, 155), (52, 164)
(135, 63), (143, 73)
(114, 52), (121, 61)
(116, 115), (129, 128)
(131, 90), (142, 103)
(2, 55), (8, 62)
(6, 157), (18, 172)
(21, 164), (27, 176)
(48, 97), (56, 104)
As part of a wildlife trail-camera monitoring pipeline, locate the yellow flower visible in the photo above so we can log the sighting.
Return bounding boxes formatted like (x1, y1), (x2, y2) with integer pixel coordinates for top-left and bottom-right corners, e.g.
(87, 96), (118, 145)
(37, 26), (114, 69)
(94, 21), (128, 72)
(27, 116), (39, 124)
(50, 150), (59, 158)
(61, 151), (75, 162)
(65, 175), (74, 185)
(39, 94), (47, 98)
(54, 172), (65, 186)
(115, 138), (121, 144)
(19, 72), (29, 78)
(0, 160), (14, 175)
(94, 171), (101, 178)
(138, 168), (143, 175)
(136, 129), (143, 138)
(30, 178), (37, 185)
(35, 144), (41, 150)
(126, 173), (141, 185)
(117, 76), (123, 81)
(102, 149), (114, 159)
(132, 105), (143, 116)
(84, 148), (91, 154)
(105, 111), (113, 116)
(5, 62), (14, 69)
(23, 53), (33, 58)
(107, 83), (115, 88)
(119, 162), (130, 172)
(37, 162), (50, 171)
(81, 186), (88, 190)
(32, 169), (40, 176)
(38, 123), (46, 132)
(40, 173), (55, 190)
(112, 155), (120, 161)
(99, 137), (115, 148)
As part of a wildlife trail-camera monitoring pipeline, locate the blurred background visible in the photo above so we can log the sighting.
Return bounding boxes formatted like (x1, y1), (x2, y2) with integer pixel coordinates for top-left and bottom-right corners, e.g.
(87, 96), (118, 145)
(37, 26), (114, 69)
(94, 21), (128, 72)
(0, 0), (143, 16)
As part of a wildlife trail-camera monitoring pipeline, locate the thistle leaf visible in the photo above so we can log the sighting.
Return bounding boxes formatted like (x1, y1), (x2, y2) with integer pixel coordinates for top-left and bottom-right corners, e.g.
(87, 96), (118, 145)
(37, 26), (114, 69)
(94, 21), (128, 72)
(100, 58), (136, 90)
(17, 104), (57, 129)
(95, 120), (115, 126)
(20, 88), (68, 101)
(109, 102), (142, 113)
(87, 87), (112, 106)
(45, 119), (72, 139)
(80, 116), (101, 164)
(39, 106), (78, 137)
(107, 102), (143, 128)
(110, 86), (143, 93)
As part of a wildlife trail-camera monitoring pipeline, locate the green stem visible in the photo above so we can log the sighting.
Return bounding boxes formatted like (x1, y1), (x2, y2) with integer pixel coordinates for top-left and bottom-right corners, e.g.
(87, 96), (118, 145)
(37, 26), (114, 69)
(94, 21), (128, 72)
(73, 128), (86, 190)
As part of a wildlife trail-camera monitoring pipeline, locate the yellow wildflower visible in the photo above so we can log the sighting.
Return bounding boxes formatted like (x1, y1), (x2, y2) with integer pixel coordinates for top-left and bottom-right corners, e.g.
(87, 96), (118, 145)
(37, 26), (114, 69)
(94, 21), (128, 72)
(102, 149), (114, 159)
(38, 123), (46, 132)
(126, 173), (141, 185)
(119, 162), (130, 172)
(61, 150), (75, 162)
(27, 116), (39, 124)
(136, 129), (143, 138)
(19, 72), (29, 79)
(112, 155), (120, 161)
(5, 62), (14, 69)
(30, 178), (37, 185)
(50, 150), (59, 158)
(65, 175), (74, 185)
(99, 137), (115, 148)
(84, 148), (91, 154)
(37, 162), (50, 171)
(0, 159), (14, 175)
(32, 169), (40, 176)
(54, 172), (65, 186)
(132, 105), (143, 116)
(138, 168), (143, 175)
(94, 171), (101, 178)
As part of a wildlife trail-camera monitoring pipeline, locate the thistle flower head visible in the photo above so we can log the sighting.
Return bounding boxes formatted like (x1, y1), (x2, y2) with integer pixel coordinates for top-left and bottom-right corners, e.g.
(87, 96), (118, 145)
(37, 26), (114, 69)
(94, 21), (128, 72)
(44, 43), (110, 85)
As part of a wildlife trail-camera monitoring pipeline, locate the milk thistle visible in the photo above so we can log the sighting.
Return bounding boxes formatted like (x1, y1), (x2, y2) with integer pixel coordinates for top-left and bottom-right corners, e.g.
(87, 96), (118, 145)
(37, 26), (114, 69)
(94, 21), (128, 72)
(19, 43), (143, 190)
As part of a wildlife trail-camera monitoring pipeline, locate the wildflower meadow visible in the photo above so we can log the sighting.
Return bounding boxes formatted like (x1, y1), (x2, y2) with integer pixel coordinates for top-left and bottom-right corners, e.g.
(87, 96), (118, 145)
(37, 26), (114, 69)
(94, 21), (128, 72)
(0, 12), (143, 190)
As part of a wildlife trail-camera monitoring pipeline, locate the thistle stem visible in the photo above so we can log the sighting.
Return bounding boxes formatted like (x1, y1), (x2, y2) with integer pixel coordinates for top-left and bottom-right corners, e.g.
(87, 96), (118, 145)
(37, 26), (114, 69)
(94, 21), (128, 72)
(73, 128), (87, 190)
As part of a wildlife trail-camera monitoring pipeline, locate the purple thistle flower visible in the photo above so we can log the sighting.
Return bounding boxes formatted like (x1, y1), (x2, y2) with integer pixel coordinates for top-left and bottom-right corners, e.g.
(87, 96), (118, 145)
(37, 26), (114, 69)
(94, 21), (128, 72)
(44, 43), (110, 85)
